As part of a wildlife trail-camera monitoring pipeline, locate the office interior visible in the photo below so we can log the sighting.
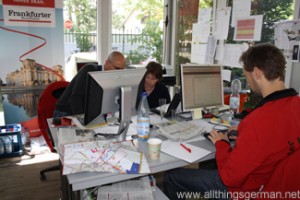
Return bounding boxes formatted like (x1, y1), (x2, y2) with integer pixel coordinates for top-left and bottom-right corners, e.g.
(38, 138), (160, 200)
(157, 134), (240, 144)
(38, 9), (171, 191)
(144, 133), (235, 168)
(1, 0), (300, 199)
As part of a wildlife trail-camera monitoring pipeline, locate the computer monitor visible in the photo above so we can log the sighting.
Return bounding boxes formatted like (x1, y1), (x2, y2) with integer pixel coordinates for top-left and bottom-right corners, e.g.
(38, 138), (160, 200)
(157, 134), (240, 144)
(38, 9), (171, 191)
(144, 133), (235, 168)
(84, 68), (146, 140)
(180, 64), (224, 112)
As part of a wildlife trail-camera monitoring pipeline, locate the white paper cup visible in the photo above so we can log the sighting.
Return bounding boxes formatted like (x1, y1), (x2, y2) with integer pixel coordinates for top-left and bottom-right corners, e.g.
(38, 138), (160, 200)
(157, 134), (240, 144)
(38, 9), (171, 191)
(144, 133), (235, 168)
(147, 138), (162, 160)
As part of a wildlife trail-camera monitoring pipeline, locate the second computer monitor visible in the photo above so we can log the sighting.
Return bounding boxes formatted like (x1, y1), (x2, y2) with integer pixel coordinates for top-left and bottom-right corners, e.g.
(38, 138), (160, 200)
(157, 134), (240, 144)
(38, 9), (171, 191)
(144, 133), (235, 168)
(180, 64), (224, 112)
(84, 68), (146, 126)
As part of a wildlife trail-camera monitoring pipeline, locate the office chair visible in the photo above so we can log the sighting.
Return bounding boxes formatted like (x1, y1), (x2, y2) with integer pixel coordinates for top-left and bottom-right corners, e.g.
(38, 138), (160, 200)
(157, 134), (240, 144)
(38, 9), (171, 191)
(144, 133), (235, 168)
(37, 80), (69, 180)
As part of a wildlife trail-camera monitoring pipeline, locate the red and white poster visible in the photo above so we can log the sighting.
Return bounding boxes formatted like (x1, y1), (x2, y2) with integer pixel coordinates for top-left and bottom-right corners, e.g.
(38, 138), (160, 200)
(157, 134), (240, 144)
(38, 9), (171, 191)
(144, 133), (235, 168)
(3, 0), (56, 27)
(0, 0), (65, 125)
(234, 15), (263, 41)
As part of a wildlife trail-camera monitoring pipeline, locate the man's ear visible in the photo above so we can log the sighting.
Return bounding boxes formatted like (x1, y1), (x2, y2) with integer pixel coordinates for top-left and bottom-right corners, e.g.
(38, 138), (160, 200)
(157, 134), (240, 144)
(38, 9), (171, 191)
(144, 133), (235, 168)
(252, 67), (263, 81)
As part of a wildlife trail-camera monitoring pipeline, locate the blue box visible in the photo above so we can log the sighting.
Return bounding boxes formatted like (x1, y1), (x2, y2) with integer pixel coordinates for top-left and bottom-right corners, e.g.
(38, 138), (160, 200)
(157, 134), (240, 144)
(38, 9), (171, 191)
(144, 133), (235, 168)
(0, 124), (23, 157)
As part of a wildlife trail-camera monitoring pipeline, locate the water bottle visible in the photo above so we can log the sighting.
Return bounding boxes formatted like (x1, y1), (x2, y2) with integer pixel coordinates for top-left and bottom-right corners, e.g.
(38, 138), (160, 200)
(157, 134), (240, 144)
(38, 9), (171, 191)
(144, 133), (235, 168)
(229, 79), (242, 116)
(22, 127), (29, 145)
(137, 92), (150, 141)
(3, 137), (13, 154)
(0, 139), (4, 155)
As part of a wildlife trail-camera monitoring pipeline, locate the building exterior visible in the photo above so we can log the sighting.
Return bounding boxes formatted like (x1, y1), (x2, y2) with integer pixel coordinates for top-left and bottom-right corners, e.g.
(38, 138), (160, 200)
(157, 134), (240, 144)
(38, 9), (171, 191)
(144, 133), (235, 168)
(6, 59), (64, 86)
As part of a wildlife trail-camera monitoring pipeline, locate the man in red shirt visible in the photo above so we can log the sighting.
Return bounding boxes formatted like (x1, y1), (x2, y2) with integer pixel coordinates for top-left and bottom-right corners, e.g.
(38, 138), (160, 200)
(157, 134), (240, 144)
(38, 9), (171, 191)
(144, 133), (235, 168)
(164, 43), (300, 200)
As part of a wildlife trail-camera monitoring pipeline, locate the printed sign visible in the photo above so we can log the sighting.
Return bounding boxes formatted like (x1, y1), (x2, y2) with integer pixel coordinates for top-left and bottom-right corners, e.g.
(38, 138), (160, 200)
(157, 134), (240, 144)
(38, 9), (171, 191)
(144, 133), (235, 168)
(2, 0), (56, 27)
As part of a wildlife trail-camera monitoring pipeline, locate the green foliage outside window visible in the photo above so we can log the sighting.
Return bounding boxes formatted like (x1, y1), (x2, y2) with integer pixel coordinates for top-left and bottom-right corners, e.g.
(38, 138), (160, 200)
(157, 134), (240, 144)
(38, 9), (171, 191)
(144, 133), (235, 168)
(64, 0), (96, 52)
(130, 20), (163, 63)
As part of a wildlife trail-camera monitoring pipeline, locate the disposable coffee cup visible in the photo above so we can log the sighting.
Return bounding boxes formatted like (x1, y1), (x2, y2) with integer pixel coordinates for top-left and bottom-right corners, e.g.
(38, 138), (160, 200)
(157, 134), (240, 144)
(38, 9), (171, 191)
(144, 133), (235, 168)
(147, 138), (162, 160)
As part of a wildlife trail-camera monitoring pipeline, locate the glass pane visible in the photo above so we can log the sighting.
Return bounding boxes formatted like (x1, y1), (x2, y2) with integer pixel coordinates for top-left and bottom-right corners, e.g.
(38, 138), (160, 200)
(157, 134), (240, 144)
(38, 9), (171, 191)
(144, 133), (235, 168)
(177, 0), (201, 66)
(112, 0), (164, 65)
(176, 0), (295, 83)
(63, 0), (97, 80)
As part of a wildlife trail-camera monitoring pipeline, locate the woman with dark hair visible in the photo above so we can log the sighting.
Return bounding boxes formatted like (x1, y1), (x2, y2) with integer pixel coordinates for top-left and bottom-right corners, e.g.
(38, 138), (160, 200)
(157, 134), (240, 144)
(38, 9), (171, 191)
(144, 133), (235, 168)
(136, 61), (171, 109)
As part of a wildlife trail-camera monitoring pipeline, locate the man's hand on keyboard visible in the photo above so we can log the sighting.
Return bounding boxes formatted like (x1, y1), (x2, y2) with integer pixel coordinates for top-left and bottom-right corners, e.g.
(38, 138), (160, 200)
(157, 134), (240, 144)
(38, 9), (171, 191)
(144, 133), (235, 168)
(208, 129), (230, 144)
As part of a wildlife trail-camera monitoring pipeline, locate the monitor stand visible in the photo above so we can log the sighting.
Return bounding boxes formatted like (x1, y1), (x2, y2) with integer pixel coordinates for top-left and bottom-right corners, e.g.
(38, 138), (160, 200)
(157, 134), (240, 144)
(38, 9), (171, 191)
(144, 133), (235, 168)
(86, 86), (132, 141)
(116, 86), (132, 141)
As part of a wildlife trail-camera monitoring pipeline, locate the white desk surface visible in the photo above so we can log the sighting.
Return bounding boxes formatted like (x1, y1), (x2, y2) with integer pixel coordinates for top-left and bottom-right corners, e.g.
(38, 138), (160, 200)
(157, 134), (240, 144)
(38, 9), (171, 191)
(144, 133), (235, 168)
(47, 116), (216, 192)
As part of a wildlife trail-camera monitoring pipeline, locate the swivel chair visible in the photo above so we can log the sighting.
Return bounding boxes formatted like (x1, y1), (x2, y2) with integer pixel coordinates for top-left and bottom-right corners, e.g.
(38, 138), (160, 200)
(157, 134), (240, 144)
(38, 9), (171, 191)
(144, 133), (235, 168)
(38, 81), (69, 180)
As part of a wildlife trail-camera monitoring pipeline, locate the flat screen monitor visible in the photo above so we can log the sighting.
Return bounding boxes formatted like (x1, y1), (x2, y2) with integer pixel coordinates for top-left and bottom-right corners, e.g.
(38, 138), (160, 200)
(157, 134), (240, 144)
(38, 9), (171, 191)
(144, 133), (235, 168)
(84, 68), (146, 128)
(180, 64), (224, 112)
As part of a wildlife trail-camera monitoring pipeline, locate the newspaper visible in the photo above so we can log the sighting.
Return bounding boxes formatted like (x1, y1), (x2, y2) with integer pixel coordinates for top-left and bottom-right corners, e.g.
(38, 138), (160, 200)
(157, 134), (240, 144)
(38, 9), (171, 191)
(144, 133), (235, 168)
(158, 121), (205, 141)
(57, 128), (95, 152)
(97, 176), (154, 200)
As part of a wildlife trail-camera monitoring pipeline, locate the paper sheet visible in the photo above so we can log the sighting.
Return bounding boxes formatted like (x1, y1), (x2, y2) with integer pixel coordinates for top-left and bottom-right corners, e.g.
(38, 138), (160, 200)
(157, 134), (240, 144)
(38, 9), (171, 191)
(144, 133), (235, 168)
(214, 7), (231, 40)
(161, 140), (212, 163)
(231, 0), (251, 27)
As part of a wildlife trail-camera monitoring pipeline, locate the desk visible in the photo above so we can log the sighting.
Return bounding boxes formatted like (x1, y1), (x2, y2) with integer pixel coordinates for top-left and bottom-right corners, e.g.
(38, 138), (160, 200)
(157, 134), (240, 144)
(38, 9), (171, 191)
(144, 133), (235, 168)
(47, 117), (216, 200)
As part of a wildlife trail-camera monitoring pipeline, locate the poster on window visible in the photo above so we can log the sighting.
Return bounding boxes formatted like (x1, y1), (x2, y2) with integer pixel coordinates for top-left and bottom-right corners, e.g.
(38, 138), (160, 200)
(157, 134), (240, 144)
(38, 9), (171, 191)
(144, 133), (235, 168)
(2, 0), (56, 27)
(0, 0), (64, 86)
(234, 15), (263, 41)
(0, 0), (64, 125)
(274, 20), (300, 61)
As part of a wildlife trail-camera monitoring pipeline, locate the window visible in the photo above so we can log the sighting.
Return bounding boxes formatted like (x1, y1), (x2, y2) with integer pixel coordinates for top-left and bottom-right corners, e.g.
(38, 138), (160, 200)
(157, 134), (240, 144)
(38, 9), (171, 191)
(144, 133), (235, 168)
(176, 0), (294, 88)
(111, 0), (164, 65)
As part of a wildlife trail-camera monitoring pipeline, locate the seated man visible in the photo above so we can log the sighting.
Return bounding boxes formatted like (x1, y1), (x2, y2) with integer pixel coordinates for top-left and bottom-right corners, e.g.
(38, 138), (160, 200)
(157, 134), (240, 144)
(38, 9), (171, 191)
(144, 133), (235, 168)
(136, 61), (171, 109)
(164, 43), (300, 200)
(53, 51), (126, 117)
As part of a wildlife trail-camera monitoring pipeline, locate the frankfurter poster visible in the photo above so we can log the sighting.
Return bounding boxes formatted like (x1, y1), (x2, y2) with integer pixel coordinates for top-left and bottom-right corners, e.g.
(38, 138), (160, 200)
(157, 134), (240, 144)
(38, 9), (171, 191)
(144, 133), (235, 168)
(3, 0), (56, 27)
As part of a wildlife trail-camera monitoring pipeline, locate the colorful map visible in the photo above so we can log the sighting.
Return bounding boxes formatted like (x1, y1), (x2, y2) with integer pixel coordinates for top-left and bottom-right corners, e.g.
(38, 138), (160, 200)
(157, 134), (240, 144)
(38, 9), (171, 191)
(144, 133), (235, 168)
(62, 140), (150, 175)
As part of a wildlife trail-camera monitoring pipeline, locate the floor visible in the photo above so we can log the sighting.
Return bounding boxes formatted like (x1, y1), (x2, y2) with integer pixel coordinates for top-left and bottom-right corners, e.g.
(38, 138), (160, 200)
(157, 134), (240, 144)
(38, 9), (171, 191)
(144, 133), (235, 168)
(0, 148), (62, 200)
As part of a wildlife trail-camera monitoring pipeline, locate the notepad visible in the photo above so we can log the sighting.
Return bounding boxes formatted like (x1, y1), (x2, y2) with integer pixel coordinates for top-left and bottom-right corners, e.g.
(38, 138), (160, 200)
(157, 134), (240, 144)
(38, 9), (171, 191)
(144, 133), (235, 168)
(161, 140), (212, 163)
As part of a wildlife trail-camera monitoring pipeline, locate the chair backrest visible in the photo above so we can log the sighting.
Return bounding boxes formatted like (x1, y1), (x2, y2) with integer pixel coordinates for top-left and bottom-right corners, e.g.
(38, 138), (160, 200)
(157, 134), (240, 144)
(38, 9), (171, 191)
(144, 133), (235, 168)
(38, 81), (69, 152)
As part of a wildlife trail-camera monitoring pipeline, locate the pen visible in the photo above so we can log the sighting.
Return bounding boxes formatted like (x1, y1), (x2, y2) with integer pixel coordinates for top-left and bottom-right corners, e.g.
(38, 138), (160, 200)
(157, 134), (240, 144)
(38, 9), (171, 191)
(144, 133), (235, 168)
(180, 143), (192, 153)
